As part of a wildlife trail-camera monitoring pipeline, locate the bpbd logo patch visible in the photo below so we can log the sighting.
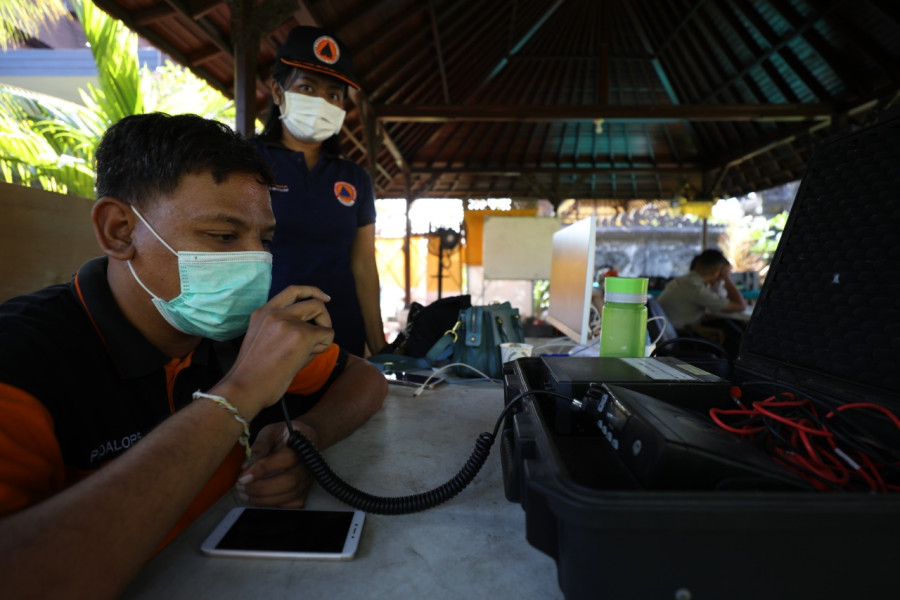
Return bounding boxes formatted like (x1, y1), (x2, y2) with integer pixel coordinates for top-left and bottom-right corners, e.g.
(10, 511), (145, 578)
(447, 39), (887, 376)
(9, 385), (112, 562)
(334, 181), (357, 206)
(314, 36), (340, 65)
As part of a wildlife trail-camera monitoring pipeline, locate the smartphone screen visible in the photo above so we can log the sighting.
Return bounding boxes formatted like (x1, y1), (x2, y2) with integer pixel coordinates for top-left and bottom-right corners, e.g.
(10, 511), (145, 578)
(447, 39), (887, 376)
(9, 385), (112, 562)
(384, 371), (446, 389)
(201, 507), (365, 560)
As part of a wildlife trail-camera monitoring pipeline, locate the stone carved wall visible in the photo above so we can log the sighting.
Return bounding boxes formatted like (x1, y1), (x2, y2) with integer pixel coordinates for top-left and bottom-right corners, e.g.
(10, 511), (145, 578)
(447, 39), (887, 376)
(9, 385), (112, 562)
(594, 202), (727, 279)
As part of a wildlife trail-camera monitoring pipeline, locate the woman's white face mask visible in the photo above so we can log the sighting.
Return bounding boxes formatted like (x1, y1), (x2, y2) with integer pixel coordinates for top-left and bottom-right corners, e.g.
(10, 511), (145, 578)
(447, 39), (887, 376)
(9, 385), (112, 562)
(280, 91), (346, 143)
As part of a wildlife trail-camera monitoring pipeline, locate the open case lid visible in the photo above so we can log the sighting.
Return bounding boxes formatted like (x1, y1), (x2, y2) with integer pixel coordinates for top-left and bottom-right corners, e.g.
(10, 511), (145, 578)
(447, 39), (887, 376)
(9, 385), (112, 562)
(736, 110), (900, 408)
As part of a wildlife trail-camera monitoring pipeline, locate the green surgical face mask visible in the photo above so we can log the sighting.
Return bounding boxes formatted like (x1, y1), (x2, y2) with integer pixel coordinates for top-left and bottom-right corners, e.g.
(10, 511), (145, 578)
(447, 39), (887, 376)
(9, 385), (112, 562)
(127, 205), (272, 341)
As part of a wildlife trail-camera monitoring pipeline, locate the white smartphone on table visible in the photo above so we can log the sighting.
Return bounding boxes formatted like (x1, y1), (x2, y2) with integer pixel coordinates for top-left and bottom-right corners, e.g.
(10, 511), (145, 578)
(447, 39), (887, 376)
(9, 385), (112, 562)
(201, 507), (365, 560)
(384, 370), (447, 389)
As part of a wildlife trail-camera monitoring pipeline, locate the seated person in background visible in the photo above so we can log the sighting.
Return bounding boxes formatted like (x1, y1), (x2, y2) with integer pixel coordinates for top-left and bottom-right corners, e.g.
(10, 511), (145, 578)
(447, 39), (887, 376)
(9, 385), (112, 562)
(657, 249), (747, 358)
(0, 112), (387, 600)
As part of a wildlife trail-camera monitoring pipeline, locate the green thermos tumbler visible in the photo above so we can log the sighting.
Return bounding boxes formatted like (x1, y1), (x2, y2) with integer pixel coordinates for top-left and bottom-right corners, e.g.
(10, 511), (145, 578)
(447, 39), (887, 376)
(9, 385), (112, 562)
(598, 276), (648, 357)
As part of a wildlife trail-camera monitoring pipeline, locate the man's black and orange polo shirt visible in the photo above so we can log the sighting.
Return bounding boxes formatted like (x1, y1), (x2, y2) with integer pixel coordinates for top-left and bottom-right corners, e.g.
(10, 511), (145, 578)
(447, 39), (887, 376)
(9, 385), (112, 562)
(0, 257), (341, 545)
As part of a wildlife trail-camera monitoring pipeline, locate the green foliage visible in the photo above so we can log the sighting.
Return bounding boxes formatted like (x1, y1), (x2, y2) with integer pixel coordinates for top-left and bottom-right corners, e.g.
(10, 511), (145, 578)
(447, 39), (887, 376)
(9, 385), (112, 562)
(0, 0), (236, 197)
(0, 86), (101, 197)
(142, 61), (235, 122)
(533, 279), (550, 314)
(718, 210), (788, 279)
(0, 0), (69, 50)
(76, 0), (143, 122)
(749, 211), (788, 261)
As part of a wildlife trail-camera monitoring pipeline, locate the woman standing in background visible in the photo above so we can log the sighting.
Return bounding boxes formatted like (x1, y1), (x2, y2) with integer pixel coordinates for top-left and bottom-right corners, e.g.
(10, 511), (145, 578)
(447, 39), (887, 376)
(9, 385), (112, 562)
(253, 26), (386, 356)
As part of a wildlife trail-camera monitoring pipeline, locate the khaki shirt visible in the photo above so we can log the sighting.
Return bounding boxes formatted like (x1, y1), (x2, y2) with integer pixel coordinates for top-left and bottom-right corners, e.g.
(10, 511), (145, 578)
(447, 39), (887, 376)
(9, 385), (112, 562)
(657, 272), (730, 330)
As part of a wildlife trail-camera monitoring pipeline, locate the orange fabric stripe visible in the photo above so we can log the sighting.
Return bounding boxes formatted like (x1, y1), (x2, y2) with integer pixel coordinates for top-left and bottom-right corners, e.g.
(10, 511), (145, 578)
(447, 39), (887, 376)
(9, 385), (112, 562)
(73, 272), (123, 376)
(164, 355), (193, 413)
(0, 383), (65, 517)
(279, 58), (360, 89)
(155, 445), (243, 552)
(286, 343), (340, 395)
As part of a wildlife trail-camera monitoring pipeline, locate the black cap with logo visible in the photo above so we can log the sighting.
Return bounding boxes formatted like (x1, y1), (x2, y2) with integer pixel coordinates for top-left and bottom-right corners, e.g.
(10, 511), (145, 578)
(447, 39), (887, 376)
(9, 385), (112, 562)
(275, 26), (360, 90)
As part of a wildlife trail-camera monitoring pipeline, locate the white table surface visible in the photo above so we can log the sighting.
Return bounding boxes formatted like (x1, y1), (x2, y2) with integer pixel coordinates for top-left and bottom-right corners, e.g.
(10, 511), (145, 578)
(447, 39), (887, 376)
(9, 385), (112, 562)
(121, 378), (565, 600)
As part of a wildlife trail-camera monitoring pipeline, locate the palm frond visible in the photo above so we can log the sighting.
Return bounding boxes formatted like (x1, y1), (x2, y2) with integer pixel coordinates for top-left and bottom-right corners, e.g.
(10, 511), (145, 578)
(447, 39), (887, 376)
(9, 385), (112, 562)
(0, 0), (72, 50)
(0, 0), (247, 197)
(75, 0), (142, 123)
(0, 84), (99, 197)
(144, 61), (235, 122)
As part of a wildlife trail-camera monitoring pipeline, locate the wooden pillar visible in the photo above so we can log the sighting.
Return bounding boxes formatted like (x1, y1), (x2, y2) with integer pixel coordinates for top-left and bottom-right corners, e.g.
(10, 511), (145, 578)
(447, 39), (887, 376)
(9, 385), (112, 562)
(359, 97), (382, 185)
(404, 176), (413, 308)
(230, 0), (260, 135)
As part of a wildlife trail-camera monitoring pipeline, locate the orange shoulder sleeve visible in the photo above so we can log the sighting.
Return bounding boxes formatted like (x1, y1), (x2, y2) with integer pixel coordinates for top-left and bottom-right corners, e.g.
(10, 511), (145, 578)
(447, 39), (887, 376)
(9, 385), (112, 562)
(0, 383), (65, 517)
(285, 343), (341, 396)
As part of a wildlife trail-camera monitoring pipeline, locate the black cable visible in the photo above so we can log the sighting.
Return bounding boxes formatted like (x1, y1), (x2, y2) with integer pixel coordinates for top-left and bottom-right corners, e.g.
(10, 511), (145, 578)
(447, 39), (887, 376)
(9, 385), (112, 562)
(282, 389), (571, 515)
(650, 336), (734, 378)
(651, 336), (730, 359)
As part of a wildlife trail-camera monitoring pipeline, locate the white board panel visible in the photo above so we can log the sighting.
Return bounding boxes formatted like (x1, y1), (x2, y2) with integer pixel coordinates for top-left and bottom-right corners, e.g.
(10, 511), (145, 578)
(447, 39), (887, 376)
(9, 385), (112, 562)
(482, 216), (561, 280)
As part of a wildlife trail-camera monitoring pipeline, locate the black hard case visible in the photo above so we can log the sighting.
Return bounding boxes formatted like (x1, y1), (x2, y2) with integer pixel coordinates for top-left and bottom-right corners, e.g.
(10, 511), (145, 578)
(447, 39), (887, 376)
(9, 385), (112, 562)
(500, 112), (900, 600)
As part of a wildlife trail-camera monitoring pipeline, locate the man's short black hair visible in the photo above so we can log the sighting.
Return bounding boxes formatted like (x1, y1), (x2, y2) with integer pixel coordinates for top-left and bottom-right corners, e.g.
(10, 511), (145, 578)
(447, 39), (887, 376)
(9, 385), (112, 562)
(94, 112), (274, 206)
(691, 249), (731, 273)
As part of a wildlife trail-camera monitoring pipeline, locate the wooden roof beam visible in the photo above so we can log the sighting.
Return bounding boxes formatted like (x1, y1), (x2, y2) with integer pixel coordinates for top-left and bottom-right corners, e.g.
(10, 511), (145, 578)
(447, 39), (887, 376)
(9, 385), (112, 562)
(91, 0), (230, 96)
(483, 0), (565, 83)
(186, 0), (226, 19)
(411, 166), (703, 176)
(162, 0), (233, 56)
(375, 104), (834, 122)
(427, 0), (450, 104)
(132, 5), (177, 27)
(186, 44), (223, 67)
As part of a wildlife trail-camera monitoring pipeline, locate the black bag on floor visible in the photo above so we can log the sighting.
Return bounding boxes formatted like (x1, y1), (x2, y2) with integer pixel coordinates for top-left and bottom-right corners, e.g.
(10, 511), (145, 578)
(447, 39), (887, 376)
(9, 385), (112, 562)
(382, 294), (471, 358)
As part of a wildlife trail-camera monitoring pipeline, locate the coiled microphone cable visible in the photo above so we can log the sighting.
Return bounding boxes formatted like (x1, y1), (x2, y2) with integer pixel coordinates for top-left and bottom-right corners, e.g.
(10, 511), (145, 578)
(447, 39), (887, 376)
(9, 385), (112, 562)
(282, 389), (567, 515)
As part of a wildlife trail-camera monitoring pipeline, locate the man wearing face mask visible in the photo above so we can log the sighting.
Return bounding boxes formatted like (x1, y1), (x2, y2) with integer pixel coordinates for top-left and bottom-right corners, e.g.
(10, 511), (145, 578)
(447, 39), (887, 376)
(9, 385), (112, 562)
(253, 26), (387, 358)
(0, 113), (387, 599)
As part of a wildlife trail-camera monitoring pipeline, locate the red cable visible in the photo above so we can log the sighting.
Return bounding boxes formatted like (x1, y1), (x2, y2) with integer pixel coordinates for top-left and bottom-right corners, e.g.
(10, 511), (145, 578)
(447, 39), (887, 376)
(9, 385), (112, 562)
(752, 400), (833, 437)
(708, 407), (766, 435)
(709, 389), (900, 492)
(829, 402), (900, 430)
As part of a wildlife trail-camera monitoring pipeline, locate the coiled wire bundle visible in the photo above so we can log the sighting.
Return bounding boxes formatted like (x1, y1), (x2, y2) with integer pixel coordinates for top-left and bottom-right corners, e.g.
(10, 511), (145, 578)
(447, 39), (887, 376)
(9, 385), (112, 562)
(287, 429), (496, 515)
